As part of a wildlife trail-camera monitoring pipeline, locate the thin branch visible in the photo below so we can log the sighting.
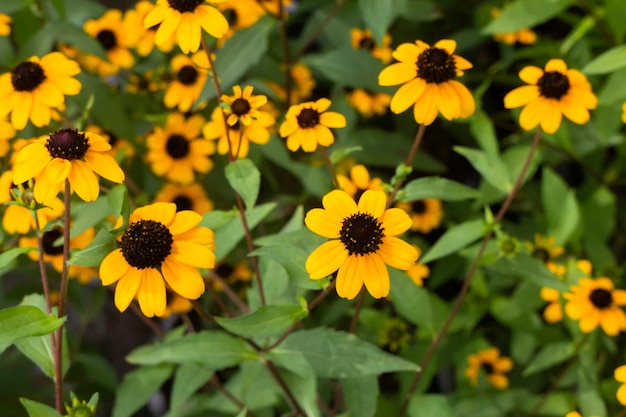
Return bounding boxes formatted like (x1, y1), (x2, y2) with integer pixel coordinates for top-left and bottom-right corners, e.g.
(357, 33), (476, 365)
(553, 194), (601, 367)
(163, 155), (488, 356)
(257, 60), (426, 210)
(129, 303), (166, 340)
(210, 375), (259, 417)
(208, 271), (249, 314)
(387, 124), (426, 207)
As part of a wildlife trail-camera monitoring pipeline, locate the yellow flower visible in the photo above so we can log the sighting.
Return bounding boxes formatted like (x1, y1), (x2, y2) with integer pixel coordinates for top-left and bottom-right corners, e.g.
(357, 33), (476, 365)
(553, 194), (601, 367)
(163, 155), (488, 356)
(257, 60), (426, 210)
(0, 117), (16, 157)
(203, 106), (274, 159)
(256, 0), (292, 16)
(85, 124), (135, 160)
(395, 198), (443, 234)
(615, 365), (626, 406)
(305, 189), (418, 299)
(622, 102), (626, 124)
(146, 113), (214, 184)
(406, 246), (429, 286)
(504, 59), (597, 134)
(126, 1), (177, 56)
(465, 347), (513, 389)
(279, 98), (347, 152)
(564, 277), (626, 336)
(12, 128), (125, 204)
(346, 89), (391, 118)
(525, 233), (564, 264)
(162, 293), (193, 318)
(0, 14), (11, 36)
(378, 39), (475, 126)
(99, 202), (216, 317)
(144, 0), (229, 54)
(491, 8), (537, 45)
(540, 287), (563, 323)
(378, 317), (411, 352)
(221, 85), (270, 127)
(164, 52), (209, 112)
(351, 28), (393, 63)
(336, 164), (384, 200)
(155, 182), (214, 214)
(0, 52), (81, 129)
(217, 0), (265, 43)
(83, 9), (136, 76)
(266, 63), (315, 104)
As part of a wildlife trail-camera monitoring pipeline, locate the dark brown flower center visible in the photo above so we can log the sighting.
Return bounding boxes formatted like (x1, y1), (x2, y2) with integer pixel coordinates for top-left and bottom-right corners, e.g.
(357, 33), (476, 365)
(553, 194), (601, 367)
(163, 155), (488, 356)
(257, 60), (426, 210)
(120, 219), (173, 269)
(167, 0), (204, 13)
(46, 128), (90, 160)
(42, 228), (64, 256)
(359, 36), (376, 51)
(224, 8), (238, 25)
(11, 61), (46, 92)
(481, 362), (494, 375)
(172, 195), (193, 212)
(177, 65), (199, 85)
(296, 108), (320, 128)
(589, 288), (613, 309)
(231, 98), (251, 116)
(411, 200), (426, 214)
(531, 248), (550, 263)
(339, 212), (384, 256)
(416, 47), (457, 84)
(97, 29), (117, 50)
(165, 134), (190, 159)
(538, 71), (570, 99)
(216, 263), (234, 278)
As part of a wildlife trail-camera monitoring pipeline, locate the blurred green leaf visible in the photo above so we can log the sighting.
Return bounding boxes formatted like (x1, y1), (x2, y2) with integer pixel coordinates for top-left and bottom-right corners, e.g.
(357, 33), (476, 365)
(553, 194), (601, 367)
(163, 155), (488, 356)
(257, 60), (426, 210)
(0, 247), (36, 270)
(341, 376), (379, 417)
(482, 0), (572, 35)
(400, 177), (481, 202)
(280, 370), (319, 417)
(112, 364), (174, 417)
(169, 363), (214, 415)
(249, 245), (321, 289)
(18, 23), (58, 60)
(68, 227), (115, 267)
(454, 146), (512, 193)
(490, 253), (569, 291)
(20, 398), (62, 417)
(56, 23), (108, 60)
(0, 0), (34, 14)
(470, 111), (500, 158)
(215, 304), (308, 340)
(358, 0), (404, 46)
(408, 394), (456, 417)
(420, 219), (485, 264)
(126, 331), (257, 368)
(225, 159), (261, 211)
(0, 305), (64, 353)
(277, 327), (419, 378)
(582, 44), (626, 75)
(541, 168), (580, 245)
(606, 0), (626, 43)
(398, 0), (441, 22)
(523, 341), (575, 376)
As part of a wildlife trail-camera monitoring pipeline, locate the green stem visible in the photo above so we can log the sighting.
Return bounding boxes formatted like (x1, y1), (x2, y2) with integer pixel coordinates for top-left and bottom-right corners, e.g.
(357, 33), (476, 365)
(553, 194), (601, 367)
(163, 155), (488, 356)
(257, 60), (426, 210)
(387, 124), (426, 208)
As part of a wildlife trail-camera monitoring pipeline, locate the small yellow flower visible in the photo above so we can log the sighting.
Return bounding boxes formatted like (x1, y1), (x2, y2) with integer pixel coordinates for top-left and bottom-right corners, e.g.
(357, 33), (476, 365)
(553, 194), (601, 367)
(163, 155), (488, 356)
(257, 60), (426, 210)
(346, 89), (391, 118)
(491, 8), (537, 45)
(217, 0), (266, 43)
(540, 287), (563, 323)
(351, 28), (393, 63)
(164, 52), (209, 113)
(615, 364), (626, 405)
(525, 233), (564, 264)
(378, 317), (411, 352)
(406, 246), (429, 286)
(0, 14), (11, 36)
(162, 293), (193, 318)
(155, 182), (214, 214)
(465, 347), (513, 389)
(395, 199), (443, 234)
(126, 1), (177, 56)
(337, 164), (384, 200)
(504, 59), (597, 134)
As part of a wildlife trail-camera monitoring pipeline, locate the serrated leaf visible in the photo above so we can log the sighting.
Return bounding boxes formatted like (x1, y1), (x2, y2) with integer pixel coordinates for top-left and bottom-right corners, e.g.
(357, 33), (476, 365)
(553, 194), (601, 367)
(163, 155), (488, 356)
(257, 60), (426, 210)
(225, 159), (260, 211)
(215, 304), (308, 340)
(20, 398), (62, 417)
(523, 342), (575, 376)
(454, 146), (512, 193)
(249, 245), (320, 289)
(420, 219), (485, 264)
(0, 305), (64, 353)
(277, 328), (419, 378)
(126, 331), (257, 368)
(112, 364), (174, 417)
(482, 0), (572, 35)
(401, 177), (481, 202)
(582, 44), (626, 75)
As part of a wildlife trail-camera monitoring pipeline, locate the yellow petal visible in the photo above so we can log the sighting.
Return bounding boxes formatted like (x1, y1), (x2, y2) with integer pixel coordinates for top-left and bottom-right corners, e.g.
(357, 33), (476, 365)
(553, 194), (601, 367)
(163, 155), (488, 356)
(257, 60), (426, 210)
(13, 143), (51, 183)
(504, 85), (539, 109)
(357, 189), (386, 218)
(413, 84), (438, 125)
(335, 255), (364, 300)
(435, 82), (461, 120)
(304, 207), (341, 239)
(99, 248), (129, 285)
(361, 254), (390, 298)
(155, 10), (181, 46)
(322, 189), (357, 220)
(559, 95), (590, 125)
(133, 202), (177, 225)
(615, 365), (626, 383)
(519, 66), (543, 84)
(380, 207), (413, 236)
(319, 111), (346, 128)
(378, 237), (418, 270)
(136, 268), (166, 317)
(305, 240), (347, 279)
(391, 42), (420, 63)
(171, 240), (214, 268)
(390, 78), (426, 114)
(68, 160), (100, 202)
(84, 151), (125, 183)
(114, 270), (142, 313)
(196, 4), (229, 39)
(538, 99), (562, 134)
(378, 63), (417, 86)
(169, 210), (202, 235)
(177, 12), (201, 53)
(162, 256), (205, 299)
(617, 383), (626, 406)
(434, 39), (456, 55)
(545, 58), (568, 73)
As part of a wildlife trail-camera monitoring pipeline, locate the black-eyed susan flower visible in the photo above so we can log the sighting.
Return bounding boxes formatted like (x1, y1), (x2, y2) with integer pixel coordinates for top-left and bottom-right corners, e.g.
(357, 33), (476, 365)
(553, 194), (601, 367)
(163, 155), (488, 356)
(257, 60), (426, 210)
(465, 347), (513, 389)
(525, 233), (564, 265)
(203, 106), (274, 158)
(0, 52), (81, 129)
(218, 0), (265, 43)
(12, 128), (125, 204)
(615, 365), (626, 405)
(336, 164), (384, 201)
(405, 245), (429, 286)
(378, 317), (411, 352)
(346, 89), (391, 118)
(305, 189), (418, 299)
(351, 28), (393, 63)
(99, 202), (216, 317)
(564, 277), (626, 336)
(504, 59), (597, 134)
(144, 0), (229, 54)
(0, 14), (11, 36)
(491, 8), (537, 45)
(155, 182), (214, 214)
(83, 9), (136, 76)
(221, 85), (269, 127)
(395, 198), (443, 234)
(279, 98), (347, 153)
(146, 113), (214, 184)
(164, 52), (209, 112)
(378, 39), (474, 126)
(540, 287), (563, 323)
(126, 1), (176, 56)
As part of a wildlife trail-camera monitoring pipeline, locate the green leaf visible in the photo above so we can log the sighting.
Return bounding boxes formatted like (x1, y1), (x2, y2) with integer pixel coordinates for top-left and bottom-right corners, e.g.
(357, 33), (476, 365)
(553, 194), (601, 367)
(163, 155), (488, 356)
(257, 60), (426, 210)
(470, 111), (500, 158)
(126, 331), (257, 368)
(280, 370), (319, 417)
(197, 16), (273, 104)
(0, 247), (36, 270)
(249, 245), (321, 289)
(454, 146), (512, 193)
(68, 227), (115, 267)
(582, 44), (626, 75)
(523, 341), (575, 376)
(18, 23), (59, 60)
(490, 253), (569, 291)
(215, 304), (308, 340)
(541, 168), (580, 245)
(420, 219), (485, 264)
(55, 23), (108, 60)
(358, 0), (403, 45)
(277, 328), (419, 378)
(341, 376), (379, 417)
(213, 202), (276, 260)
(606, 0), (626, 43)
(400, 177), (481, 202)
(0, 305), (64, 353)
(482, 0), (572, 35)
(112, 364), (174, 417)
(225, 159), (261, 211)
(170, 363), (214, 414)
(408, 395), (456, 417)
(19, 398), (62, 417)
